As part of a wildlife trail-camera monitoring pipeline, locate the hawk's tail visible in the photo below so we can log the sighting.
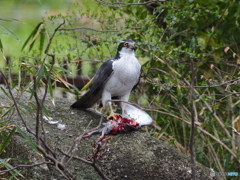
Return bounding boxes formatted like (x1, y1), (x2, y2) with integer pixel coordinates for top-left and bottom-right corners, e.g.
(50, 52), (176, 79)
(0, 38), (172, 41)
(70, 91), (100, 109)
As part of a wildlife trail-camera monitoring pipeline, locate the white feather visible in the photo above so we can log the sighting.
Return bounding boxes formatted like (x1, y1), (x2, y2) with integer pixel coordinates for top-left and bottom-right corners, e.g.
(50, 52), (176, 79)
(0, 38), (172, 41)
(102, 47), (141, 106)
(123, 103), (152, 126)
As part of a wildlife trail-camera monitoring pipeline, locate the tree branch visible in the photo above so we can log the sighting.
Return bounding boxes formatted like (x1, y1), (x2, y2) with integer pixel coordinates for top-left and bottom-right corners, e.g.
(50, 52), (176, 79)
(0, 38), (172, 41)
(96, 0), (165, 6)
(189, 59), (196, 180)
(0, 162), (53, 174)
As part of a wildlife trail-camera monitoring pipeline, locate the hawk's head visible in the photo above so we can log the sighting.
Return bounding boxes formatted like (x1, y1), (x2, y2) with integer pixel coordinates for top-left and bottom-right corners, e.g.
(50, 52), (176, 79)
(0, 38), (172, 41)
(117, 39), (136, 54)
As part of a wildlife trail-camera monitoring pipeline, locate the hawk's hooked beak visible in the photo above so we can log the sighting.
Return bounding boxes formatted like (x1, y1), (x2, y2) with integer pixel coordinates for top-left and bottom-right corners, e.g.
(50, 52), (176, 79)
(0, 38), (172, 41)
(129, 43), (136, 50)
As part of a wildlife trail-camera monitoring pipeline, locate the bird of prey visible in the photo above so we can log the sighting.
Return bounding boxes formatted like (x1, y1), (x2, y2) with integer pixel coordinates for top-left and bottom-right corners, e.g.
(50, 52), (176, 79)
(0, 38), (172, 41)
(71, 39), (141, 118)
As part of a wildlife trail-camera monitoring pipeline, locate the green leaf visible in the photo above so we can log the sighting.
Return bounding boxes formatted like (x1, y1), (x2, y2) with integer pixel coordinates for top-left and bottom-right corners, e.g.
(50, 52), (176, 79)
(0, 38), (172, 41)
(1, 105), (14, 118)
(7, 158), (29, 162)
(42, 104), (50, 117)
(58, 86), (78, 94)
(0, 158), (23, 178)
(15, 126), (40, 153)
(39, 27), (46, 54)
(0, 17), (21, 23)
(158, 121), (170, 135)
(52, 65), (71, 73)
(0, 86), (10, 99)
(21, 22), (45, 52)
(0, 126), (16, 154)
(79, 77), (93, 92)
(18, 102), (37, 114)
(48, 79), (54, 101)
(0, 24), (19, 40)
(35, 63), (46, 86)
(0, 38), (3, 52)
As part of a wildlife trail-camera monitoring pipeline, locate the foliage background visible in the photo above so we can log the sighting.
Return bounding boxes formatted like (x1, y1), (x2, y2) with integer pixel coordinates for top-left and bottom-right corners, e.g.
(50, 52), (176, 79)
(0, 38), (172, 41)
(1, 0), (240, 179)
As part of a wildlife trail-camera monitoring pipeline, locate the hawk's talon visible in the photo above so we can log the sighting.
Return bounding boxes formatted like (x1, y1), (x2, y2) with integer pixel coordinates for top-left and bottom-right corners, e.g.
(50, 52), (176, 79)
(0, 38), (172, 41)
(106, 103), (120, 120)
(107, 113), (120, 120)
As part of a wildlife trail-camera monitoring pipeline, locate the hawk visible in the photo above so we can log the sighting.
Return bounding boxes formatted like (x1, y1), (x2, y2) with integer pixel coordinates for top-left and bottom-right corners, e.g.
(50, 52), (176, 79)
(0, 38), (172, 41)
(71, 39), (141, 118)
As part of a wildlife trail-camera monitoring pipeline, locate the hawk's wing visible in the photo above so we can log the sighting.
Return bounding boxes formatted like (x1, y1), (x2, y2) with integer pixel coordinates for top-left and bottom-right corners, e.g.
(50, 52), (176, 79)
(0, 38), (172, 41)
(71, 58), (114, 109)
(89, 58), (114, 94)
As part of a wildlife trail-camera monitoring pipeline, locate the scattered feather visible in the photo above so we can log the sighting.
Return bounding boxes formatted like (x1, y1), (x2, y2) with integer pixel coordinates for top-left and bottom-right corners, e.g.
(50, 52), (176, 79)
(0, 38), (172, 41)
(57, 123), (66, 130)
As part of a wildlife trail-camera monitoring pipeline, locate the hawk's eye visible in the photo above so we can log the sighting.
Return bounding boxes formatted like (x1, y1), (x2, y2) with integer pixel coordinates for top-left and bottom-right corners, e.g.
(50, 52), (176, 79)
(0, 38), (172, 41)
(123, 43), (128, 46)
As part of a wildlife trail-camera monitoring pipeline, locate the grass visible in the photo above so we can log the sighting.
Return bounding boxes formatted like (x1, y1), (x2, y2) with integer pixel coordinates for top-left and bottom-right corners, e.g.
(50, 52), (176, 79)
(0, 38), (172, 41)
(0, 0), (76, 67)
(0, 0), (116, 76)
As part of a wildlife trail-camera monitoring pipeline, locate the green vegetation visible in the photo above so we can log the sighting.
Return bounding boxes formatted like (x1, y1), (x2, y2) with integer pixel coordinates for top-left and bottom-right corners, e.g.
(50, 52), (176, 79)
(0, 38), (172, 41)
(1, 0), (240, 179)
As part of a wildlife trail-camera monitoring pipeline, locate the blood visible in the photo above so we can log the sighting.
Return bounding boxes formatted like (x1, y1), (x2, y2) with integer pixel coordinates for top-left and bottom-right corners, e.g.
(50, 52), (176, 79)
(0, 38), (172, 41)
(108, 115), (140, 135)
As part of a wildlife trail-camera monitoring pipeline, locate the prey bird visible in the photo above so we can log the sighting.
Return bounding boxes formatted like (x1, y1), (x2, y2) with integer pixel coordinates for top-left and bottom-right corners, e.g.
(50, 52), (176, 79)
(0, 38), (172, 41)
(71, 39), (141, 119)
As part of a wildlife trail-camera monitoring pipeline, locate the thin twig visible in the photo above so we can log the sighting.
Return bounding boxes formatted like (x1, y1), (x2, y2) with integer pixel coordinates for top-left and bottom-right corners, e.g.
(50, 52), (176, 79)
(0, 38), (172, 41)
(44, 20), (66, 56)
(189, 59), (196, 180)
(147, 77), (240, 89)
(182, 78), (233, 139)
(34, 20), (66, 145)
(0, 71), (35, 136)
(58, 149), (92, 165)
(63, 120), (93, 164)
(229, 126), (240, 136)
(146, 108), (239, 163)
(59, 27), (118, 33)
(58, 150), (110, 180)
(97, 0), (165, 6)
(37, 145), (73, 179)
(0, 162), (53, 173)
(33, 77), (41, 144)
(206, 137), (225, 177)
